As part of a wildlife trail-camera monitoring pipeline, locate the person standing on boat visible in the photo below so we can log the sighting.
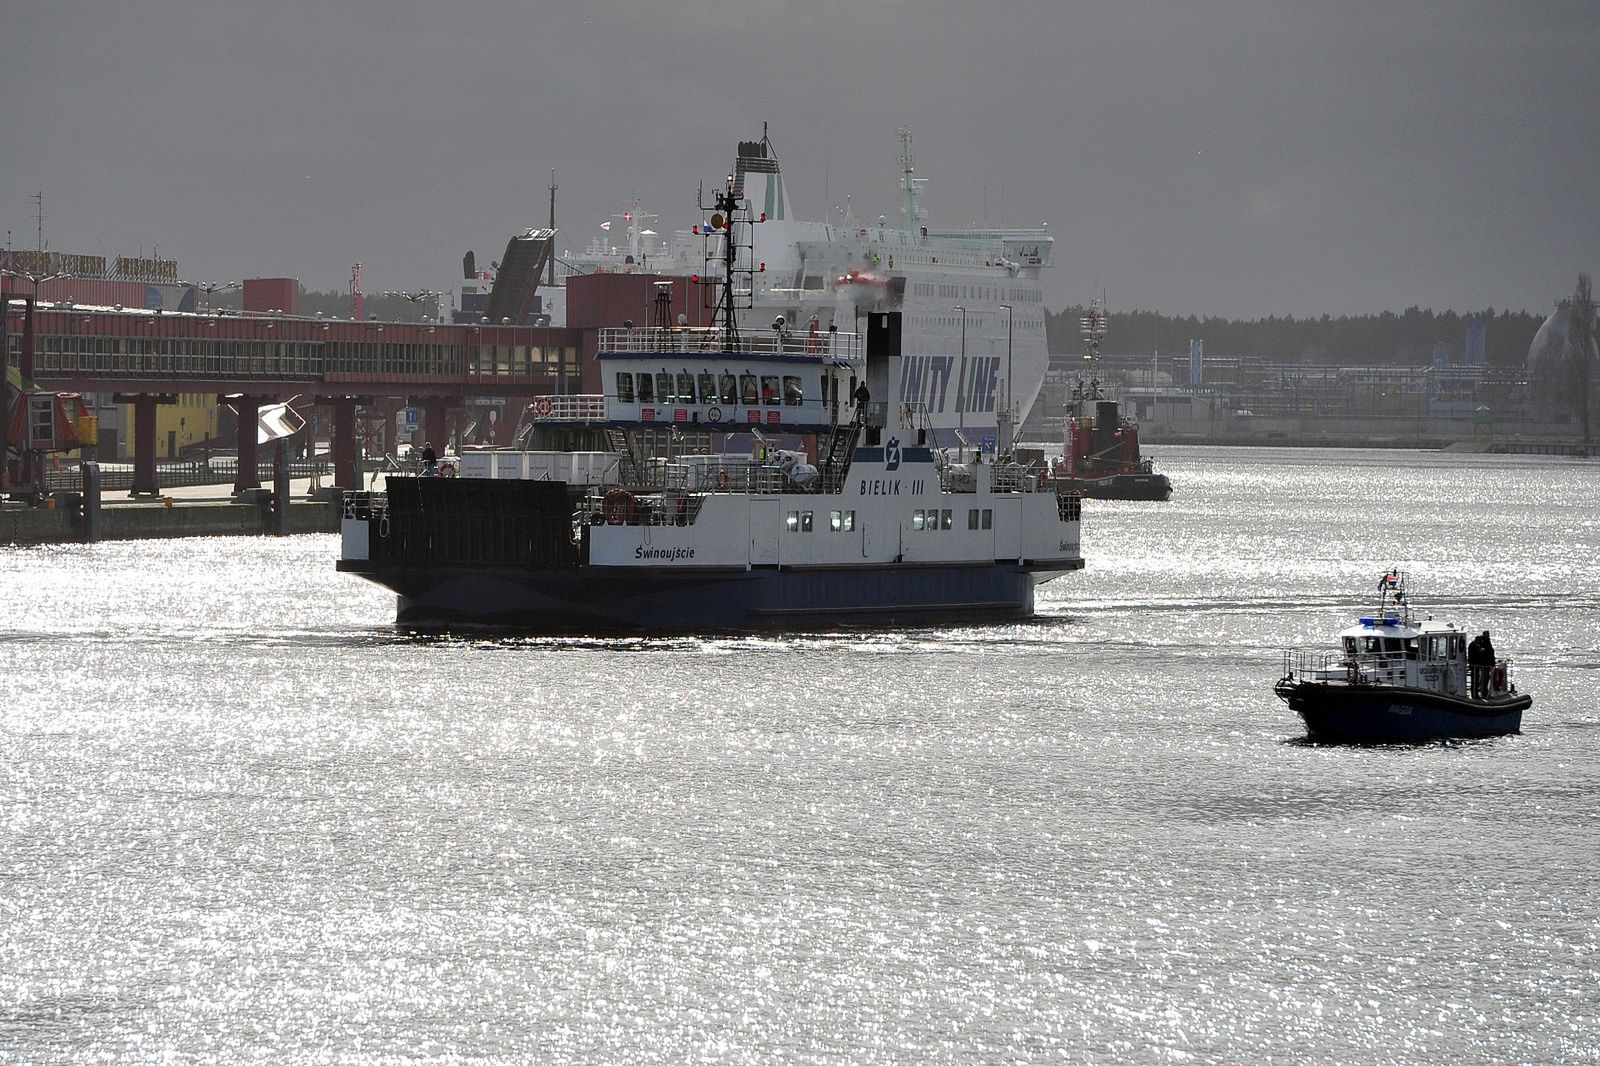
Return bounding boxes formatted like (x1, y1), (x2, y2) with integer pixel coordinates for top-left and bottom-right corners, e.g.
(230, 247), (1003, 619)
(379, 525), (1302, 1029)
(421, 441), (438, 477)
(853, 380), (871, 424)
(1468, 631), (1493, 699)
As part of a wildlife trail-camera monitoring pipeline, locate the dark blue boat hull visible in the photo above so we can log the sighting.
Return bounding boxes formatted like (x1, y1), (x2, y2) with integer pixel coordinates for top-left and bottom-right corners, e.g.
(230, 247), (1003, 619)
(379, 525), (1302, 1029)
(355, 561), (1080, 632)
(1277, 681), (1530, 742)
(1056, 473), (1172, 501)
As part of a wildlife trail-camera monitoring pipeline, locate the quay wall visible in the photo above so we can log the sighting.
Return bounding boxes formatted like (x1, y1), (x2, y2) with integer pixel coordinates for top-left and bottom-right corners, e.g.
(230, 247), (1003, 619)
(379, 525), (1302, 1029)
(2, 500), (340, 546)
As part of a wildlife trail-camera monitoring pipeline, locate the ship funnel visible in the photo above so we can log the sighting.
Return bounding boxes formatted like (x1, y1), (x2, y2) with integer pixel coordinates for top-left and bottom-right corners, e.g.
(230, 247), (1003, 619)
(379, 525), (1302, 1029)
(734, 136), (791, 222)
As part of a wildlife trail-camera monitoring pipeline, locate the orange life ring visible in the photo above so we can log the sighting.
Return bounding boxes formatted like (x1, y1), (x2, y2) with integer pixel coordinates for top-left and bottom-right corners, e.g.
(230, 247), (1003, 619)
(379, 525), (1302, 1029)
(533, 396), (554, 417)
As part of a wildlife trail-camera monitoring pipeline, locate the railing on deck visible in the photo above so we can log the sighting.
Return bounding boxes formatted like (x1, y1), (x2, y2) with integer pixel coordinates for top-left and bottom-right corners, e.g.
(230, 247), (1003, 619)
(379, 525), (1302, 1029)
(525, 394), (607, 422)
(596, 326), (863, 361)
(44, 456), (332, 492)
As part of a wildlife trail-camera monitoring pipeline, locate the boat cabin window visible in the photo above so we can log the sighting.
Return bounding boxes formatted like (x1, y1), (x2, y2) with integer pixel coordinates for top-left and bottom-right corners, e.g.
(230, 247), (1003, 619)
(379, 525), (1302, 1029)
(677, 372), (696, 403)
(829, 509), (855, 532)
(761, 375), (780, 405)
(636, 373), (654, 403)
(783, 376), (804, 406)
(615, 372), (635, 403)
(912, 510), (925, 530)
(1343, 636), (1359, 657)
(982, 508), (993, 530)
(1405, 638), (1418, 660)
(720, 373), (738, 404)
(785, 510), (814, 532)
(740, 374), (758, 404)
(698, 372), (716, 403)
(941, 509), (953, 530)
(656, 372), (674, 403)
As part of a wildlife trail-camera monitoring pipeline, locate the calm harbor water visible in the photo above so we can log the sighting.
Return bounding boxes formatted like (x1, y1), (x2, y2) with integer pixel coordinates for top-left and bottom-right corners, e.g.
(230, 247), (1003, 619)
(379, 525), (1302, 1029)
(3, 446), (1597, 1063)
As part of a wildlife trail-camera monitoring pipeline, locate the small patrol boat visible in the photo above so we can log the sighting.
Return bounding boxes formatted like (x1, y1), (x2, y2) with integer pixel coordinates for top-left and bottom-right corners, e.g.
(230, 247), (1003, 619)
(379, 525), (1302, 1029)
(1274, 571), (1531, 742)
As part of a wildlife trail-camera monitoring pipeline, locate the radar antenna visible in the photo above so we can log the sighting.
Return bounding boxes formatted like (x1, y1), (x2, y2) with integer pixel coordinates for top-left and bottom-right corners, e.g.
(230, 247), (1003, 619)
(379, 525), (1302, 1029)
(696, 168), (764, 352)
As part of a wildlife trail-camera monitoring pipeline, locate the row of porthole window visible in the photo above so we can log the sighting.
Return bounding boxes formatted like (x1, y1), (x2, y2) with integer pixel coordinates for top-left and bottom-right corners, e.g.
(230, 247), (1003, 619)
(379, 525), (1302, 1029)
(618, 371), (805, 407)
(785, 510), (858, 533)
(914, 508), (996, 531)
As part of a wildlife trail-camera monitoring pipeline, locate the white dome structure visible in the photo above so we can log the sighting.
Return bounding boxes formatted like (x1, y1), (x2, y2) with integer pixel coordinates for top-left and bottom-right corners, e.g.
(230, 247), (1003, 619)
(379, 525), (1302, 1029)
(1528, 301), (1599, 411)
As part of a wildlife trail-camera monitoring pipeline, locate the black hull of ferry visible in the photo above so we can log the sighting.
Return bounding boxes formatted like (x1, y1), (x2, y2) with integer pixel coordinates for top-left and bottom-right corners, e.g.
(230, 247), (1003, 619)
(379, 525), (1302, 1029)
(337, 560), (1081, 632)
(1057, 473), (1172, 501)
(1275, 680), (1530, 743)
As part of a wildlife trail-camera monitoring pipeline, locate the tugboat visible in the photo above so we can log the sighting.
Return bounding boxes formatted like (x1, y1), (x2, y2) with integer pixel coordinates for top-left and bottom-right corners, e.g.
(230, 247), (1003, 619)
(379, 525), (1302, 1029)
(1274, 571), (1532, 742)
(336, 170), (1085, 631)
(1048, 300), (1172, 501)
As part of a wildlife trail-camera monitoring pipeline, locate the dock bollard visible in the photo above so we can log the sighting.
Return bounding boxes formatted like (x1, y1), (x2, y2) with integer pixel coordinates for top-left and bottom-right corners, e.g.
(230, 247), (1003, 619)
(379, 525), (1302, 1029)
(273, 442), (292, 535)
(82, 462), (103, 544)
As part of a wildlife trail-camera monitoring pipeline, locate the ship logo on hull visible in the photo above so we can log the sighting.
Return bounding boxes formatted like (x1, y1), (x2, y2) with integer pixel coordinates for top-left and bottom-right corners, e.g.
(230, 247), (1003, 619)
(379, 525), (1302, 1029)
(886, 438), (902, 471)
(899, 355), (1001, 414)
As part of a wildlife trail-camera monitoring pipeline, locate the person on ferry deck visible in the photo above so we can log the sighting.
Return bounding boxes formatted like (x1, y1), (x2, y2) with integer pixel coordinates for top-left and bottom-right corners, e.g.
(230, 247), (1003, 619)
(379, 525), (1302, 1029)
(421, 442), (438, 477)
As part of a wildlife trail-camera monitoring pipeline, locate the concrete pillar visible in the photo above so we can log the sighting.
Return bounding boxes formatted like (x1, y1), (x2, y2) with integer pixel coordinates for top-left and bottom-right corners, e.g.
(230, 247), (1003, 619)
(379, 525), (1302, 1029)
(131, 396), (161, 496)
(232, 396), (262, 494)
(423, 398), (448, 458)
(332, 398), (359, 489)
(382, 402), (399, 458)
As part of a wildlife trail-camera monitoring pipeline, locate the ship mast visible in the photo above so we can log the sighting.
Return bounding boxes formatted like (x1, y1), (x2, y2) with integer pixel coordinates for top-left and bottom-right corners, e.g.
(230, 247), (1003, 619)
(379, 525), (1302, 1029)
(897, 129), (928, 235)
(1079, 297), (1107, 381)
(699, 164), (763, 352)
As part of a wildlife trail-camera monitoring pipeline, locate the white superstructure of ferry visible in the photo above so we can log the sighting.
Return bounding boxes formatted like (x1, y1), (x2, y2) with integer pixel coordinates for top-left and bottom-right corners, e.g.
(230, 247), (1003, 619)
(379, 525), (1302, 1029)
(556, 130), (1053, 443)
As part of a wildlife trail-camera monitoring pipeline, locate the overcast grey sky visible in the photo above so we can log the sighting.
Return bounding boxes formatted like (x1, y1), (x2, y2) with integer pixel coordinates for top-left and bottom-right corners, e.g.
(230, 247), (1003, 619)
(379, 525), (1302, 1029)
(4, 1), (1595, 319)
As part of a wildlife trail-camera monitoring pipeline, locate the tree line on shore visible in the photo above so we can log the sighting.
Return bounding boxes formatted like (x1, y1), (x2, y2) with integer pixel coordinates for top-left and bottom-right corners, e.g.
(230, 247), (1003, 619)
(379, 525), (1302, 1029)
(232, 285), (1553, 371)
(1044, 305), (1546, 367)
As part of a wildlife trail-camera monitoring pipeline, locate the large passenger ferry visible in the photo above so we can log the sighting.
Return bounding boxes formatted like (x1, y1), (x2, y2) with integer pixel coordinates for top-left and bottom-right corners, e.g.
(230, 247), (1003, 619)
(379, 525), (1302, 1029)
(338, 176), (1083, 632)
(557, 128), (1054, 442)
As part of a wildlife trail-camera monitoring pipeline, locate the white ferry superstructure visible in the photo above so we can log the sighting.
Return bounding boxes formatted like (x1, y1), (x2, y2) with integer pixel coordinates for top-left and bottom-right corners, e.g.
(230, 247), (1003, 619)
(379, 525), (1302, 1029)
(557, 130), (1053, 442)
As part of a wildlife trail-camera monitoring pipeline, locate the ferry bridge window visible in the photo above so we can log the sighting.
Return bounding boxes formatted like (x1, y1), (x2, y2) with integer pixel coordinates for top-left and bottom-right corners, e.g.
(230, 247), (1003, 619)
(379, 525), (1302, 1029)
(800, 511), (813, 532)
(677, 372), (695, 403)
(616, 373), (635, 403)
(656, 372), (673, 403)
(698, 372), (716, 403)
(786, 511), (800, 532)
(740, 374), (758, 405)
(842, 510), (855, 532)
(830, 510), (842, 532)
(941, 509), (953, 530)
(720, 373), (738, 404)
(912, 510), (925, 531)
(783, 376), (803, 406)
(636, 373), (654, 402)
(761, 376), (780, 405)
(981, 509), (992, 529)
(969, 509), (980, 530)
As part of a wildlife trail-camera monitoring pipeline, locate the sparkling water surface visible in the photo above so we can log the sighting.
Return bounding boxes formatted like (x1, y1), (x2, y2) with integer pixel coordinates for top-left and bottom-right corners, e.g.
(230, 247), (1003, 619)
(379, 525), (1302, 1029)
(3, 447), (1597, 1063)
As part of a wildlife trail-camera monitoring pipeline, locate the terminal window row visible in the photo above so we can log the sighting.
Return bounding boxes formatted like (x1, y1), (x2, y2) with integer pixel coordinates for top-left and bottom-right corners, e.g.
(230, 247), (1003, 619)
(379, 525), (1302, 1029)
(618, 371), (805, 407)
